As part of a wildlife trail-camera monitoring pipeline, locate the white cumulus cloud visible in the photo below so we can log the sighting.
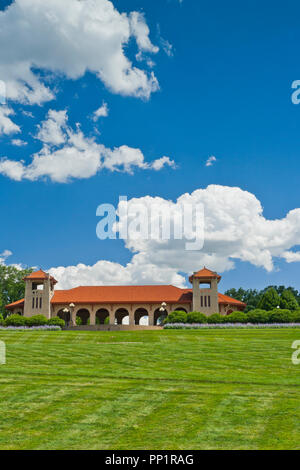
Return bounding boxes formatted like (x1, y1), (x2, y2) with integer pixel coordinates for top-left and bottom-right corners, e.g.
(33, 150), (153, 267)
(206, 155), (217, 167)
(0, 109), (176, 182)
(0, 0), (160, 105)
(45, 185), (300, 289)
(11, 139), (27, 147)
(0, 107), (20, 136)
(0, 250), (13, 265)
(36, 110), (68, 146)
(49, 256), (186, 290)
(92, 102), (109, 122)
(4, 186), (300, 289)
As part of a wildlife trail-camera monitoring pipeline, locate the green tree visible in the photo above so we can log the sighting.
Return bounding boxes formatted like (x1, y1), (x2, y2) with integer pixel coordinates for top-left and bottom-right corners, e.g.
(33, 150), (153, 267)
(224, 287), (262, 312)
(0, 265), (33, 315)
(225, 285), (300, 313)
(257, 287), (281, 311)
(262, 285), (300, 304)
(280, 289), (299, 310)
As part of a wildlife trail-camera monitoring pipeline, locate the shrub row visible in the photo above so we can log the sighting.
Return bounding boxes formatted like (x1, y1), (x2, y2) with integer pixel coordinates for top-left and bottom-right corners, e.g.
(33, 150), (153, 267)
(0, 325), (62, 331)
(0, 314), (65, 328)
(164, 323), (300, 329)
(164, 309), (300, 325)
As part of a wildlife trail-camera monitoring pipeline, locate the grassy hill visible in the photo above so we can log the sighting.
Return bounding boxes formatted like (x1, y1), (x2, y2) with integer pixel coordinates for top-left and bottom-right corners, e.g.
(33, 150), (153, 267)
(0, 329), (300, 450)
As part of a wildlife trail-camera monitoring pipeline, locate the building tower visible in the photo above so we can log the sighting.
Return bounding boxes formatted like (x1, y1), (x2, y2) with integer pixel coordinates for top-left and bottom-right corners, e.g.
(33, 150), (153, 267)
(23, 270), (57, 319)
(189, 267), (221, 315)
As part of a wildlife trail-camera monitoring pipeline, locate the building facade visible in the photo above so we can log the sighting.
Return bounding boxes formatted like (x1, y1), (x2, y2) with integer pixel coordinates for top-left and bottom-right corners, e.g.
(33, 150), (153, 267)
(6, 267), (246, 326)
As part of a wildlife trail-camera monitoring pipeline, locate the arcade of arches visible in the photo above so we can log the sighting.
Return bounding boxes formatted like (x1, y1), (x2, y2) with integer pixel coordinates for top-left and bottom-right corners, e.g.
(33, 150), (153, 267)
(51, 304), (190, 327)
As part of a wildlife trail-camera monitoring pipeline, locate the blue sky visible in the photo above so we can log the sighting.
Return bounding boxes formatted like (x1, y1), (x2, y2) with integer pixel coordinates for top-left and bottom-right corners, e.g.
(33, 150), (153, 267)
(1, 0), (300, 292)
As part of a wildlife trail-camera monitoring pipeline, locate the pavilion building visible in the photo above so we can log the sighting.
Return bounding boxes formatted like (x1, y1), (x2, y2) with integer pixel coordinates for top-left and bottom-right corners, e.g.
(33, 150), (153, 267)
(5, 267), (245, 326)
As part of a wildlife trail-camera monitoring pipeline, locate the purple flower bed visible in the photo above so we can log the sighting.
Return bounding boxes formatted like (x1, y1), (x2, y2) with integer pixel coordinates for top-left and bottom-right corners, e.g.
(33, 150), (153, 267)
(164, 323), (300, 329)
(0, 325), (61, 331)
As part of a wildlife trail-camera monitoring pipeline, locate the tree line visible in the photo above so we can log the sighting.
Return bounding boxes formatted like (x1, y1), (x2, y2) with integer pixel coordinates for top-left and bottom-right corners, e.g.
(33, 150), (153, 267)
(0, 265), (33, 316)
(225, 285), (300, 312)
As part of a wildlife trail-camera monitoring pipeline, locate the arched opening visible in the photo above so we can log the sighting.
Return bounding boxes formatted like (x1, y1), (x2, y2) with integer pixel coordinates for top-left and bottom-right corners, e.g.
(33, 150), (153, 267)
(76, 309), (90, 325)
(154, 308), (168, 326)
(134, 308), (149, 326)
(57, 309), (71, 326)
(115, 308), (129, 325)
(96, 308), (110, 325)
(174, 307), (187, 313)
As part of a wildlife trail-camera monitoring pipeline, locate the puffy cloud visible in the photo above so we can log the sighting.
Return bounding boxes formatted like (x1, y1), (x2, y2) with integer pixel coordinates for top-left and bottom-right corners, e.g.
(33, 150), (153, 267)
(11, 139), (27, 147)
(102, 146), (175, 173)
(92, 102), (109, 122)
(0, 250), (12, 265)
(206, 155), (217, 167)
(0, 159), (25, 181)
(0, 0), (159, 104)
(129, 12), (159, 55)
(0, 109), (176, 182)
(116, 185), (300, 274)
(46, 185), (300, 289)
(49, 255), (186, 290)
(281, 251), (300, 263)
(150, 156), (176, 171)
(4, 185), (299, 289)
(0, 250), (24, 270)
(0, 107), (20, 136)
(36, 110), (68, 145)
(3, 186), (300, 288)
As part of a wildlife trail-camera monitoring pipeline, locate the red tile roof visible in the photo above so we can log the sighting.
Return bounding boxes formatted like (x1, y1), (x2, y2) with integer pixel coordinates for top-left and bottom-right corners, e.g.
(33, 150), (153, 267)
(5, 286), (245, 309)
(189, 267), (221, 283)
(23, 269), (57, 284)
(5, 299), (24, 309)
(218, 293), (246, 306)
(51, 285), (193, 305)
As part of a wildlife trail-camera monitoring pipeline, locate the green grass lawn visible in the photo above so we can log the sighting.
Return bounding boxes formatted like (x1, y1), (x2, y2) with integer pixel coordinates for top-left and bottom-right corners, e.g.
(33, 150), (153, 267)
(0, 329), (300, 450)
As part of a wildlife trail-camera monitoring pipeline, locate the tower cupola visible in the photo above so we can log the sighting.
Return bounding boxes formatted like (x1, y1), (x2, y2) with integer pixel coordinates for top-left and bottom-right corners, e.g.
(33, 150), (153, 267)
(23, 269), (57, 319)
(189, 267), (220, 314)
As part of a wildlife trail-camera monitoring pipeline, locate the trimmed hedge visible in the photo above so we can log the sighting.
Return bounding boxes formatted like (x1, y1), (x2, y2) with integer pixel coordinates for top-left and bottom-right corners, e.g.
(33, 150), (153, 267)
(164, 311), (187, 324)
(26, 315), (48, 327)
(164, 323), (300, 329)
(269, 309), (293, 324)
(48, 317), (65, 328)
(164, 309), (299, 326)
(207, 313), (224, 324)
(223, 311), (248, 324)
(3, 314), (65, 328)
(291, 310), (300, 323)
(5, 314), (27, 327)
(186, 312), (207, 324)
(246, 309), (271, 324)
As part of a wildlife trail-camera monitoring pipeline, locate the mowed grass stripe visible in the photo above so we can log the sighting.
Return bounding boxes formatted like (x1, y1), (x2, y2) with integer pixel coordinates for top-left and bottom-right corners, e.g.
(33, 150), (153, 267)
(5, 382), (135, 450)
(0, 329), (300, 449)
(34, 388), (166, 450)
(111, 383), (229, 450)
(256, 391), (300, 450)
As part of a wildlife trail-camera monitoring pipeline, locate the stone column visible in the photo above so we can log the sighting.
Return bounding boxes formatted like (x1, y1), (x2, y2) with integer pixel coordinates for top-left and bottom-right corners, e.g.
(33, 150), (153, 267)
(109, 310), (115, 326)
(90, 309), (96, 326)
(71, 310), (76, 326)
(149, 309), (154, 326)
(128, 306), (134, 326)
